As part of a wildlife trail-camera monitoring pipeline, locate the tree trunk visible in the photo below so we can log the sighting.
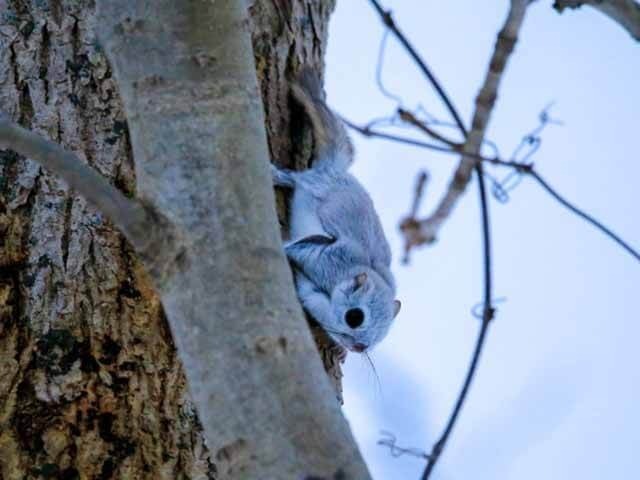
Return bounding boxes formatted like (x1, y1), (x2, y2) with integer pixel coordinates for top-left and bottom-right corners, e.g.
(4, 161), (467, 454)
(0, 1), (348, 478)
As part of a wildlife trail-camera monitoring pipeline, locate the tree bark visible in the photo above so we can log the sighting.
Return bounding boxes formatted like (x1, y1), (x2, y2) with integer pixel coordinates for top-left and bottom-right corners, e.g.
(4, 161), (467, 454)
(0, 1), (358, 478)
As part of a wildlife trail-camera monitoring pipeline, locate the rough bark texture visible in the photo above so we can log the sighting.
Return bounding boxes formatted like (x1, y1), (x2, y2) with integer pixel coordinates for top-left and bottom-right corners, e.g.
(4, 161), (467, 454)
(249, 0), (346, 400)
(0, 0), (348, 478)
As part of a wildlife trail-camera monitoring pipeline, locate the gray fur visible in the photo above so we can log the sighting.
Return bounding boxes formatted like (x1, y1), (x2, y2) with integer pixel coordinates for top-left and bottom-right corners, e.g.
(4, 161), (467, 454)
(272, 71), (401, 352)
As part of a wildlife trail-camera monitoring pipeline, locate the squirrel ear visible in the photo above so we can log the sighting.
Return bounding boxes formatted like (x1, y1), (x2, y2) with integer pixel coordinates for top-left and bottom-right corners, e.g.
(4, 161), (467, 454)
(393, 300), (402, 318)
(354, 272), (368, 288)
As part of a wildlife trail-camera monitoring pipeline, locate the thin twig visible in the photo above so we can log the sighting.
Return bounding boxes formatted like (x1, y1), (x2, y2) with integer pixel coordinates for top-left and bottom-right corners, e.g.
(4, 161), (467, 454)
(485, 103), (560, 203)
(378, 431), (431, 460)
(367, 0), (468, 133)
(421, 161), (494, 480)
(376, 30), (405, 104)
(342, 116), (459, 153)
(342, 116), (532, 171)
(409, 171), (430, 219)
(401, 171), (429, 264)
(529, 170), (640, 261)
(398, 108), (460, 148)
(0, 114), (153, 247)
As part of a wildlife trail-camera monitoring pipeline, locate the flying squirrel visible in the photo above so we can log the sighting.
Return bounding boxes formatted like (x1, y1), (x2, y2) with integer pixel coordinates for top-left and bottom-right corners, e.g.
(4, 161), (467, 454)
(271, 70), (401, 354)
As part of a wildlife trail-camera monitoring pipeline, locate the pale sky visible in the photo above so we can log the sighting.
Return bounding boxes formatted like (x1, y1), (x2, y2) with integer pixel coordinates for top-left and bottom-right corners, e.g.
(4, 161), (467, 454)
(325, 1), (640, 479)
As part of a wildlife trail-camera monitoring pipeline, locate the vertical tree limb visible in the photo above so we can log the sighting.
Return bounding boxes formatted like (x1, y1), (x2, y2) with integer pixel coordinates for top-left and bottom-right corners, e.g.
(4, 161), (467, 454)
(79, 1), (369, 478)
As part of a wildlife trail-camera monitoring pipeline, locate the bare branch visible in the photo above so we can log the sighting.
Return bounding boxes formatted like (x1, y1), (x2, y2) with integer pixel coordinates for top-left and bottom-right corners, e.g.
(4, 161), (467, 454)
(343, 116), (532, 171)
(421, 302), (495, 480)
(408, 171), (430, 219)
(554, 0), (640, 41)
(401, 171), (429, 264)
(378, 431), (430, 460)
(366, 2), (505, 479)
(398, 109), (460, 148)
(364, 1), (637, 478)
(347, 113), (640, 262)
(0, 114), (153, 248)
(414, 0), (529, 245)
(342, 116), (458, 153)
(376, 30), (405, 104)
(351, 104), (640, 263)
(529, 170), (640, 261)
(367, 0), (468, 132)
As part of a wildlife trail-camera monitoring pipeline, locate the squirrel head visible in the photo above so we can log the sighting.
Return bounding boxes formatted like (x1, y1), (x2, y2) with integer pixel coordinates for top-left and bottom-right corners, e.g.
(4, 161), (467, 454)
(327, 270), (401, 353)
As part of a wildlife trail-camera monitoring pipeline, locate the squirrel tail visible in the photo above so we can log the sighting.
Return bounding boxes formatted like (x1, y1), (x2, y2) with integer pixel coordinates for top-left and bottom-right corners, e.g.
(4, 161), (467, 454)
(291, 69), (354, 171)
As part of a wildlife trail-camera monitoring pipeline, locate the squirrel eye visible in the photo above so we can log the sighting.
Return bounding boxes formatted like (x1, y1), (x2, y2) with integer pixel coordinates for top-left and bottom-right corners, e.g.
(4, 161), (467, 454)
(345, 308), (364, 328)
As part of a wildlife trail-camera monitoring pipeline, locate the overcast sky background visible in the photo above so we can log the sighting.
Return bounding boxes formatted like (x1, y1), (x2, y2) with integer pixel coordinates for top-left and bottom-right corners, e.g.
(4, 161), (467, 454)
(324, 1), (640, 479)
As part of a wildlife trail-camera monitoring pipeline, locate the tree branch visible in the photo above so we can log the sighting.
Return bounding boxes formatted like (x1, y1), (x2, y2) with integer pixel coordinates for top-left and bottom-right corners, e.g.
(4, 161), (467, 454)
(413, 0), (529, 245)
(0, 114), (154, 249)
(343, 116), (533, 171)
(554, 0), (640, 41)
(398, 108), (461, 148)
(364, 1), (636, 477)
(366, 1), (513, 479)
(346, 114), (640, 263)
(4, 1), (373, 477)
(93, 1), (369, 478)
(367, 0), (468, 132)
(529, 170), (640, 261)
(342, 115), (460, 153)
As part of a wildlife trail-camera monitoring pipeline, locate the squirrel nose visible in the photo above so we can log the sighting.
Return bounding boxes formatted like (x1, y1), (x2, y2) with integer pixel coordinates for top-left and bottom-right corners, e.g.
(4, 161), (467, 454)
(352, 343), (368, 353)
(345, 308), (364, 328)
